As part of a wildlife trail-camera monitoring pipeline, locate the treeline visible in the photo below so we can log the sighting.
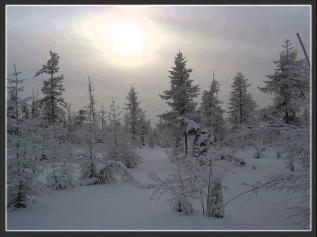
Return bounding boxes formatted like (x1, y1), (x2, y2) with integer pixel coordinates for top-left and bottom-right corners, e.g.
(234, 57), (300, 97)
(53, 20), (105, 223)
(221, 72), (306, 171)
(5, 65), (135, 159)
(6, 51), (152, 210)
(150, 39), (310, 228)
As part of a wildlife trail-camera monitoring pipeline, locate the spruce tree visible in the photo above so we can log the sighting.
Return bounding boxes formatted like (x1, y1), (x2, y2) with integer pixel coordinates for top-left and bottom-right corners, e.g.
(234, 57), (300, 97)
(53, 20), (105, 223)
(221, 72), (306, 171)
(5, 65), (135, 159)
(7, 65), (49, 209)
(34, 51), (67, 126)
(108, 97), (122, 147)
(124, 85), (143, 145)
(78, 78), (99, 182)
(34, 51), (74, 190)
(158, 51), (200, 155)
(227, 72), (258, 125)
(74, 108), (87, 128)
(106, 97), (141, 168)
(99, 101), (107, 130)
(200, 73), (226, 143)
(258, 39), (308, 125)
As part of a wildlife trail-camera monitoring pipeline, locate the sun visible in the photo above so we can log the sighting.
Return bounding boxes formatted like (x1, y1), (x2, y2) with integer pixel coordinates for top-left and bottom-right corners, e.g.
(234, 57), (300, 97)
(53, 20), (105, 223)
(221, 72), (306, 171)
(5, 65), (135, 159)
(109, 23), (144, 56)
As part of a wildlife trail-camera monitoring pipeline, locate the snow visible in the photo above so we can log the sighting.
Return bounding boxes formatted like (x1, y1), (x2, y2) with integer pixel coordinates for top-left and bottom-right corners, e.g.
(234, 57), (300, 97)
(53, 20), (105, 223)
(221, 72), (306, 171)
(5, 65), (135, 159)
(147, 171), (161, 182)
(7, 146), (305, 230)
(177, 116), (200, 134)
(213, 167), (225, 181)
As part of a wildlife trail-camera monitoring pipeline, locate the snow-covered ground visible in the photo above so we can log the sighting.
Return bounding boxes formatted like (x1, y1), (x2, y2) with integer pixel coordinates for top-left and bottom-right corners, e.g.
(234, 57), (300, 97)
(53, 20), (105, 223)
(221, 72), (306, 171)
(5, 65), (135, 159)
(7, 146), (305, 230)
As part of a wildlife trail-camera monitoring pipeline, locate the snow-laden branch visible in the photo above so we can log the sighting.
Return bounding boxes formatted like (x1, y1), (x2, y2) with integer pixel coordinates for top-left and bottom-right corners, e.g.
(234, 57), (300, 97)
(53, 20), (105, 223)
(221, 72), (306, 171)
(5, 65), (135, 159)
(213, 151), (246, 166)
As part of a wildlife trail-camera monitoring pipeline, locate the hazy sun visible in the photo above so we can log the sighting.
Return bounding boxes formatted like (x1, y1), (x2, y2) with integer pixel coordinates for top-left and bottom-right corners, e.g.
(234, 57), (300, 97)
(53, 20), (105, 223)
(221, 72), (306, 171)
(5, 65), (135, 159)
(109, 23), (144, 56)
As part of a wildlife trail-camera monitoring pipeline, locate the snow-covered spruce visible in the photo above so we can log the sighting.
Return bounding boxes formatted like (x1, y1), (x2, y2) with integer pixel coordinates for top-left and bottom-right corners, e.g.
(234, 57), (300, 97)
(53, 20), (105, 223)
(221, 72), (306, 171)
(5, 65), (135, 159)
(33, 51), (77, 191)
(34, 51), (67, 126)
(77, 150), (99, 184)
(124, 85), (149, 146)
(43, 124), (76, 190)
(158, 50), (200, 155)
(227, 72), (258, 125)
(106, 143), (142, 168)
(225, 60), (310, 228)
(77, 78), (102, 185)
(77, 160), (135, 185)
(106, 97), (142, 168)
(7, 64), (51, 209)
(47, 160), (76, 190)
(258, 39), (308, 126)
(200, 74), (226, 144)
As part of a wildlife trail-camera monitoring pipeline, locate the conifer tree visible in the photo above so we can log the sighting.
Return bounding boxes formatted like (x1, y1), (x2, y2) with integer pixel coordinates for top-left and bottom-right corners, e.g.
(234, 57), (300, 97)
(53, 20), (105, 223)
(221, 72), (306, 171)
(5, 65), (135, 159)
(158, 51), (200, 155)
(106, 97), (142, 168)
(7, 65), (49, 209)
(78, 78), (99, 182)
(34, 51), (75, 190)
(99, 101), (107, 130)
(258, 39), (308, 125)
(124, 86), (144, 145)
(34, 51), (67, 126)
(108, 97), (122, 147)
(74, 108), (87, 128)
(200, 73), (226, 143)
(227, 72), (258, 125)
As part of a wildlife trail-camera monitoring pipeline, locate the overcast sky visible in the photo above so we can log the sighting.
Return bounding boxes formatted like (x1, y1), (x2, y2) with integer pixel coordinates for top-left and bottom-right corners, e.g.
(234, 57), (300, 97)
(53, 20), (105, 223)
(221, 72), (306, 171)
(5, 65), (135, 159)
(6, 5), (311, 126)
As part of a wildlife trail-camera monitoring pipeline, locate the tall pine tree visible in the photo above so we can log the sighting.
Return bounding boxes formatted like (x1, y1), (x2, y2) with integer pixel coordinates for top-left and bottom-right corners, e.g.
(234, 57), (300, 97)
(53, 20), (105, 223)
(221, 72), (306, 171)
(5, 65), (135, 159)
(200, 73), (226, 143)
(34, 51), (67, 126)
(7, 65), (49, 209)
(227, 72), (258, 125)
(34, 51), (74, 190)
(78, 78), (99, 182)
(124, 85), (143, 145)
(258, 39), (307, 125)
(106, 97), (141, 168)
(158, 51), (200, 155)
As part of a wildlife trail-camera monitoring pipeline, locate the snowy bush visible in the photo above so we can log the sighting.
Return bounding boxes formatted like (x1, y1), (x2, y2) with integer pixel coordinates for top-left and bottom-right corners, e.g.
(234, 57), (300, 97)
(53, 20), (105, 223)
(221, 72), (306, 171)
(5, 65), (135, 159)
(213, 151), (246, 167)
(171, 198), (194, 215)
(105, 143), (142, 168)
(46, 161), (76, 190)
(136, 182), (155, 189)
(98, 160), (135, 184)
(148, 154), (229, 218)
(78, 150), (99, 180)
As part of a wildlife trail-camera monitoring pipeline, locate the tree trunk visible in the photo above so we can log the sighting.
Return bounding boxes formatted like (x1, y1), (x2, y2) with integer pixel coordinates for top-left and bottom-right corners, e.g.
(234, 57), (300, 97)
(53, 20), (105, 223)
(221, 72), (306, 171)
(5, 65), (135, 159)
(184, 132), (188, 156)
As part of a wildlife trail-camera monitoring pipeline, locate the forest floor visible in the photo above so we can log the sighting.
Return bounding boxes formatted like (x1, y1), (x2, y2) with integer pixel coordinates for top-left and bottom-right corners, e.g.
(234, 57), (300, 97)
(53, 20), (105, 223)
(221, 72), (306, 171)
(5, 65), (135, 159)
(7, 146), (306, 231)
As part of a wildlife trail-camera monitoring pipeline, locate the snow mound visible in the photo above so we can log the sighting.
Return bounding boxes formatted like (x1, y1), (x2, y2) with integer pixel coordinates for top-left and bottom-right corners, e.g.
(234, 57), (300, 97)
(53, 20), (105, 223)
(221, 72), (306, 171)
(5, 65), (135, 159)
(77, 177), (98, 186)
(147, 171), (160, 182)
(136, 182), (155, 189)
